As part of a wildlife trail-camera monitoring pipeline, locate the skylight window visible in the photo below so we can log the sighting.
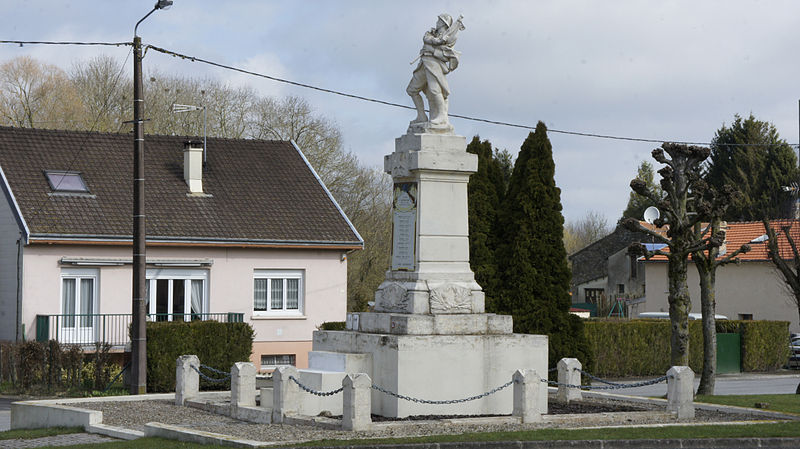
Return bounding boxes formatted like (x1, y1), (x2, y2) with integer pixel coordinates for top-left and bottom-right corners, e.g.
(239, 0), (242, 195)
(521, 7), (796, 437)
(45, 171), (88, 192)
(750, 234), (769, 244)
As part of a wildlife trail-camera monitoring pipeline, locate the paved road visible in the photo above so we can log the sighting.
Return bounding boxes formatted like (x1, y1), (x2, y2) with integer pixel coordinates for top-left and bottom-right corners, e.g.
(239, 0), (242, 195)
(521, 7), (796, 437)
(0, 397), (13, 432)
(600, 372), (800, 397)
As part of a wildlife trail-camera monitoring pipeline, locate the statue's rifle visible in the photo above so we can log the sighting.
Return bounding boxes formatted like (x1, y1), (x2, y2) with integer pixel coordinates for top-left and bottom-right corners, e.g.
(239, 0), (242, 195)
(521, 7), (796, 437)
(441, 15), (465, 41)
(409, 15), (465, 65)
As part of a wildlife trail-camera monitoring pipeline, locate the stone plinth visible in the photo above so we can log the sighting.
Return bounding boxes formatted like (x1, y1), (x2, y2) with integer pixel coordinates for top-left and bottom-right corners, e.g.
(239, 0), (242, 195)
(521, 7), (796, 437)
(377, 132), (482, 315)
(313, 330), (547, 418)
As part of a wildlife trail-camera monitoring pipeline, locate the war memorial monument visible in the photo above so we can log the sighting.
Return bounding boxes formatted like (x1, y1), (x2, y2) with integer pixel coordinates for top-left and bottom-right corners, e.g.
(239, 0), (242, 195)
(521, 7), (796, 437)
(307, 13), (549, 418)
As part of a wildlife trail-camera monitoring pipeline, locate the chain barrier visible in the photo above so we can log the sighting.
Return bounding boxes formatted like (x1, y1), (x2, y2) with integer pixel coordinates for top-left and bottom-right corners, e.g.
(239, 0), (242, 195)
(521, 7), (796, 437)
(545, 375), (668, 391)
(191, 364), (231, 383)
(371, 380), (513, 405)
(289, 375), (343, 396)
(548, 367), (557, 373)
(574, 368), (626, 387)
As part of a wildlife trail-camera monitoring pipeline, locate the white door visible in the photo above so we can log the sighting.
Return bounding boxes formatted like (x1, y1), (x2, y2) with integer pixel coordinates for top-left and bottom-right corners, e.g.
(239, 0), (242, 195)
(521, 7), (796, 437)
(60, 275), (96, 344)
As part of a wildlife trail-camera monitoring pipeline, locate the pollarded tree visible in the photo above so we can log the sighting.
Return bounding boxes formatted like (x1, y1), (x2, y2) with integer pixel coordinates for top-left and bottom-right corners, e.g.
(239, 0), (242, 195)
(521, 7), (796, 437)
(624, 143), (711, 366)
(690, 182), (750, 395)
(621, 161), (664, 222)
(494, 122), (592, 369)
(467, 136), (506, 307)
(706, 114), (799, 221)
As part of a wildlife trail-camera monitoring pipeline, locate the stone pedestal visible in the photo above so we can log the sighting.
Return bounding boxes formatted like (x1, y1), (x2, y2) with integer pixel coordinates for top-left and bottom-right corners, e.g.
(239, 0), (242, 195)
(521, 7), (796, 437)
(307, 131), (548, 418)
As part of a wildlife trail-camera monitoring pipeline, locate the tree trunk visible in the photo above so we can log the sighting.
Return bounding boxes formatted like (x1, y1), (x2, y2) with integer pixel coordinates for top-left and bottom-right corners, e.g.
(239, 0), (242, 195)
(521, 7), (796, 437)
(696, 266), (716, 395)
(668, 254), (691, 366)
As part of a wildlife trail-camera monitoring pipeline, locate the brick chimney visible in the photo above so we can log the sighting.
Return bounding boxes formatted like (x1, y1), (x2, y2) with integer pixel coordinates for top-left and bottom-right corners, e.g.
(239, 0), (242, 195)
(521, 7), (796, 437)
(183, 140), (203, 193)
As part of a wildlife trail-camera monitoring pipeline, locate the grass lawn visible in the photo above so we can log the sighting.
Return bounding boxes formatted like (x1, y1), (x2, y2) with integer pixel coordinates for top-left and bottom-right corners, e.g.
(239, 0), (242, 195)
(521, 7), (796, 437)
(696, 394), (800, 414)
(0, 426), (83, 440)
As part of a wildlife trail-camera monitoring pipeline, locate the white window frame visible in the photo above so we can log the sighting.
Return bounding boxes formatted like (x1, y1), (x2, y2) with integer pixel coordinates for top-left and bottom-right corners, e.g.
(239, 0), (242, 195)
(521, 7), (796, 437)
(253, 269), (304, 317)
(146, 268), (209, 321)
(60, 268), (99, 343)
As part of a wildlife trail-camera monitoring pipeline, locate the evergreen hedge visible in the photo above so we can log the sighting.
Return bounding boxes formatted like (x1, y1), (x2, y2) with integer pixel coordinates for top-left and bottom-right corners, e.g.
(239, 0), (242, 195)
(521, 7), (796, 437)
(584, 319), (789, 377)
(146, 320), (254, 392)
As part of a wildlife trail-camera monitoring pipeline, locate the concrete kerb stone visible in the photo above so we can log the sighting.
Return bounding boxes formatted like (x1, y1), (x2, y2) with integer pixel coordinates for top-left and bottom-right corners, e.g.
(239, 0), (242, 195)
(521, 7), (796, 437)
(343, 373), (372, 431)
(273, 365), (300, 423)
(144, 422), (270, 448)
(512, 369), (542, 423)
(86, 423), (145, 440)
(231, 362), (257, 418)
(175, 354), (199, 406)
(666, 366), (694, 419)
(556, 358), (581, 403)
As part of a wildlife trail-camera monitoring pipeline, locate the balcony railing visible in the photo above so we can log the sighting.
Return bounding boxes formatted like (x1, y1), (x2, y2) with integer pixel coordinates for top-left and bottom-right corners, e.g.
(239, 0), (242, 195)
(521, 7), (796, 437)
(35, 313), (244, 348)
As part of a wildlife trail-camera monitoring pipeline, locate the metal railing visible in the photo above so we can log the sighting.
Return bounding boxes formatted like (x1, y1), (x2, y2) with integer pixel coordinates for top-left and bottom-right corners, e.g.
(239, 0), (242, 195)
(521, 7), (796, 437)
(35, 312), (244, 348)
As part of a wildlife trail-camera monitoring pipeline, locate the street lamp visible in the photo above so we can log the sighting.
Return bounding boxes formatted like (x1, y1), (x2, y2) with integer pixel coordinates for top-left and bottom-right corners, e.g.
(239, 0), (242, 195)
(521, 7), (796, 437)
(171, 104), (207, 164)
(131, 0), (172, 395)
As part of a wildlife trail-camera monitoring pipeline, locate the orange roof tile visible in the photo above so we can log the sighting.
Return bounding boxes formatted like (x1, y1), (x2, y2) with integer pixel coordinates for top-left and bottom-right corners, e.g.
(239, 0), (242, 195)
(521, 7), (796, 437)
(643, 220), (800, 262)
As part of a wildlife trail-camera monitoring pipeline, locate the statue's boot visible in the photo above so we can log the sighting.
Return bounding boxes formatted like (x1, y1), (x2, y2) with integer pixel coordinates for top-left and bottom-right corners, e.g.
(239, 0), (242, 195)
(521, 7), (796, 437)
(428, 95), (448, 126)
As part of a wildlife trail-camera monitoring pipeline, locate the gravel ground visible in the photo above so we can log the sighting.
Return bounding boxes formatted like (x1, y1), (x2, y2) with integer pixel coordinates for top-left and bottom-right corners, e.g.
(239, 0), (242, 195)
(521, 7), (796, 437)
(70, 395), (774, 444)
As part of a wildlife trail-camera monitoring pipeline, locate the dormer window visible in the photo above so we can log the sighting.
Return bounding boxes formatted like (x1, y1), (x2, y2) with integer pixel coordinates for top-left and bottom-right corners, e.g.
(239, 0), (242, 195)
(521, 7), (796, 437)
(45, 171), (88, 193)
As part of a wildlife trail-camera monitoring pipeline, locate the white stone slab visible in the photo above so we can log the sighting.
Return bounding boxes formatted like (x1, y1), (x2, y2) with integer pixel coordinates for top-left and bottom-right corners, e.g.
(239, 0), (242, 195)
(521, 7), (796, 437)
(312, 330), (548, 418)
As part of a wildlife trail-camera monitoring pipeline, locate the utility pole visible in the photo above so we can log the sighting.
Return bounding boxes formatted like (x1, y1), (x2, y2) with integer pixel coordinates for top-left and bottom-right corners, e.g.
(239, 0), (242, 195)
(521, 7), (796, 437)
(131, 0), (173, 395)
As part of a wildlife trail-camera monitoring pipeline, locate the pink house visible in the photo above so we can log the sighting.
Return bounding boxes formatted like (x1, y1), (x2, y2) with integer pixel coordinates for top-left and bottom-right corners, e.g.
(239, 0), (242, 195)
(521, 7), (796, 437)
(0, 126), (362, 370)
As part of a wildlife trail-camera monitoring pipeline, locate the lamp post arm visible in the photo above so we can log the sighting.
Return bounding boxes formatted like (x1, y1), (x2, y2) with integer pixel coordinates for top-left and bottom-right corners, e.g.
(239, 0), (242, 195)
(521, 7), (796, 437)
(134, 7), (157, 38)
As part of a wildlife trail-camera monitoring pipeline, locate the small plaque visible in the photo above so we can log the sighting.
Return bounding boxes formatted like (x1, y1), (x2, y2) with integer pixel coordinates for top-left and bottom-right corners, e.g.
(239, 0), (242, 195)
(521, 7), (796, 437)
(391, 182), (417, 271)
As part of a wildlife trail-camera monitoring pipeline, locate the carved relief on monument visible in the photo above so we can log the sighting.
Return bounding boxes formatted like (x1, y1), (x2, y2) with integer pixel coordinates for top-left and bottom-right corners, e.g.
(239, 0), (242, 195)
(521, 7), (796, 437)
(429, 283), (472, 314)
(378, 282), (411, 312)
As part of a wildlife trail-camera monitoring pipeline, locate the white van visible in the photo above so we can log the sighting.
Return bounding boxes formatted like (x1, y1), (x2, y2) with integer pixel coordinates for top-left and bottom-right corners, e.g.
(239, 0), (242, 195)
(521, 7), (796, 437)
(637, 312), (729, 320)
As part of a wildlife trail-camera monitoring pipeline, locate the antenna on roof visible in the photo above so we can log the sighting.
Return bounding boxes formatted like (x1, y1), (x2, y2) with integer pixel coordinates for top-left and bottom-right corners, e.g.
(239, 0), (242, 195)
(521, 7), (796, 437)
(643, 206), (660, 224)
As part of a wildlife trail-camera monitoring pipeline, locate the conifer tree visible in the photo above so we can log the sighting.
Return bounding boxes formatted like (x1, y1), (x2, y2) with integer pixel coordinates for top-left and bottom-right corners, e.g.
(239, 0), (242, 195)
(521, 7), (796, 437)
(467, 136), (505, 308)
(494, 122), (592, 368)
(706, 114), (798, 220)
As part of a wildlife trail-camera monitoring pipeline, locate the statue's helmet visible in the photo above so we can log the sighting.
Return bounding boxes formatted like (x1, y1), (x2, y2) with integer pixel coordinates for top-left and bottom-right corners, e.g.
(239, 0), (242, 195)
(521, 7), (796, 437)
(437, 13), (453, 28)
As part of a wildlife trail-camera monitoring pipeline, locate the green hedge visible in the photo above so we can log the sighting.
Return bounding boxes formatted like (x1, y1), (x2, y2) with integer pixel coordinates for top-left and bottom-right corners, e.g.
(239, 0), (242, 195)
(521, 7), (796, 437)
(146, 320), (254, 393)
(319, 321), (347, 331)
(584, 319), (789, 377)
(740, 320), (790, 371)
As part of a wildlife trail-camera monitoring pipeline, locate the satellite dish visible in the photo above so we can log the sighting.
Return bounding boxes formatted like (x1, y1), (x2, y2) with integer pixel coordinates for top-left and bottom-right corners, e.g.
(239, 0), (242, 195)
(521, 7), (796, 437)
(643, 206), (660, 224)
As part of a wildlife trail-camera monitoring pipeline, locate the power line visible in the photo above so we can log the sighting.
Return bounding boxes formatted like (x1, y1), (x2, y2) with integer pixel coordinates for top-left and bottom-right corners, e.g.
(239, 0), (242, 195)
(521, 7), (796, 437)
(2, 38), (798, 148)
(0, 40), (130, 47)
(145, 44), (800, 148)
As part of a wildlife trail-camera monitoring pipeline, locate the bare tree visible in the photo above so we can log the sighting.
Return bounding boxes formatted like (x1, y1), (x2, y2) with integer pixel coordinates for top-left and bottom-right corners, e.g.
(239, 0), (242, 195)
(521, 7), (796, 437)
(0, 56), (82, 128)
(691, 187), (750, 394)
(69, 55), (132, 132)
(624, 143), (710, 366)
(564, 210), (611, 255)
(763, 219), (800, 325)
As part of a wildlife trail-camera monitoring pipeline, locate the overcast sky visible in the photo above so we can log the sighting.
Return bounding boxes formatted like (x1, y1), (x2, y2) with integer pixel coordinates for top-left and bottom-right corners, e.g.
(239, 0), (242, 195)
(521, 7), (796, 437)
(2, 0), (799, 224)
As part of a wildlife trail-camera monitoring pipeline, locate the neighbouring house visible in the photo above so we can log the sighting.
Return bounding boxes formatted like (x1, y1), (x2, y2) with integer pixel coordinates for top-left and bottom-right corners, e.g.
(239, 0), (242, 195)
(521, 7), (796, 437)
(642, 220), (800, 333)
(0, 126), (363, 371)
(571, 219), (800, 332)
(569, 223), (664, 316)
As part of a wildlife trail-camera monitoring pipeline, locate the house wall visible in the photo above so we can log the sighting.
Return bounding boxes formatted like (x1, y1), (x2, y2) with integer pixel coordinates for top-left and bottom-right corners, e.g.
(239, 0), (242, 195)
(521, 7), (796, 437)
(21, 244), (348, 369)
(643, 261), (800, 332)
(0, 186), (22, 341)
(607, 247), (646, 299)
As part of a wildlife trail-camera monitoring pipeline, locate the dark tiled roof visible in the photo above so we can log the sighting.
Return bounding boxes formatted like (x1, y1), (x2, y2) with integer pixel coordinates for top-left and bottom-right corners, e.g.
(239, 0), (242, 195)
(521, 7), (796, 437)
(0, 126), (362, 246)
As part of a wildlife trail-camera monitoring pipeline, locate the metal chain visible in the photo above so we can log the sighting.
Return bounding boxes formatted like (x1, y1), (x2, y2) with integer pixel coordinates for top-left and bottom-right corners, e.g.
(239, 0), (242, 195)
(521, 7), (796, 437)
(199, 364), (230, 376)
(544, 375), (668, 390)
(288, 375), (343, 396)
(371, 380), (513, 405)
(190, 364), (231, 383)
(548, 367), (558, 373)
(574, 368), (626, 387)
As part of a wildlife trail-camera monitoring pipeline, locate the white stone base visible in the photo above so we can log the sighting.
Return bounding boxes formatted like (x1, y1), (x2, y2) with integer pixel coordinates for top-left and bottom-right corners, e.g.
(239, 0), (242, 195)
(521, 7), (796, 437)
(312, 330), (548, 418)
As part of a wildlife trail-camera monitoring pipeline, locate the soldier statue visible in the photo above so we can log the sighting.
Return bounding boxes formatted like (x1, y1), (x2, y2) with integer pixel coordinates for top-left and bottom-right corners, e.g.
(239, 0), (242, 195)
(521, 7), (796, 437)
(407, 13), (465, 133)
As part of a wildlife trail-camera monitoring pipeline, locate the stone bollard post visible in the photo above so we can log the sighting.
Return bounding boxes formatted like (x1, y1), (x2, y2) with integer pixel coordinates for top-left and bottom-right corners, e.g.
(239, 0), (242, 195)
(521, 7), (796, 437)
(556, 358), (582, 403)
(342, 373), (372, 431)
(175, 355), (199, 406)
(512, 369), (543, 423)
(667, 366), (695, 419)
(231, 362), (256, 417)
(272, 365), (300, 423)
